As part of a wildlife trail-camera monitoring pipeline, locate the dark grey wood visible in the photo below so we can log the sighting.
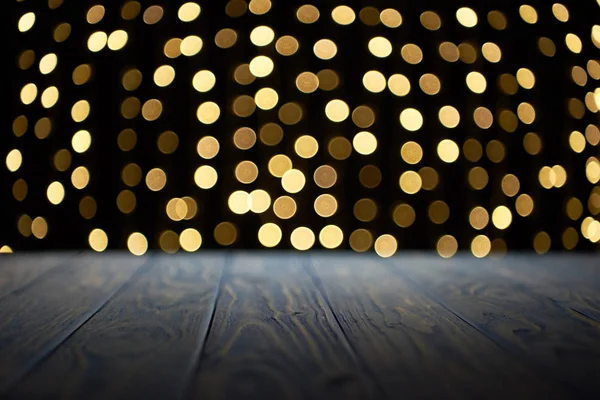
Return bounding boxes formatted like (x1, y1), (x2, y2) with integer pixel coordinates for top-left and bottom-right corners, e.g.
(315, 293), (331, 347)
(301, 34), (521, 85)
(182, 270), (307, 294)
(0, 252), (147, 395)
(310, 253), (568, 400)
(5, 253), (224, 400)
(188, 252), (374, 400)
(0, 252), (77, 300)
(393, 253), (600, 398)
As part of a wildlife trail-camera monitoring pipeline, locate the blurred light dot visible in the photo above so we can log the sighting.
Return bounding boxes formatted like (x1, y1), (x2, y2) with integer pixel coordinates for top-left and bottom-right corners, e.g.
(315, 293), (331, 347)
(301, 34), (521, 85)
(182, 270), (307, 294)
(388, 74), (411, 96)
(399, 171), (422, 194)
(466, 72), (487, 93)
(214, 222), (237, 246)
(401, 44), (423, 64)
(562, 227), (578, 250)
(438, 140), (460, 163)
(519, 5), (538, 24)
(72, 130), (92, 153)
(18, 12), (36, 32)
(258, 223), (282, 248)
(142, 99), (163, 121)
(492, 206), (512, 229)
(463, 139), (483, 162)
(349, 229), (373, 252)
(400, 108), (423, 131)
(439, 106), (460, 128)
(80, 196), (97, 221)
(166, 198), (188, 221)
(296, 72), (319, 94)
(332, 5), (355, 25)
(215, 28), (237, 48)
(317, 69), (340, 90)
(314, 165), (337, 189)
(260, 123), (284, 146)
(419, 74), (441, 95)
(401, 142), (423, 164)
(456, 7), (477, 27)
(39, 53), (57, 75)
(52, 23), (71, 44)
(516, 194), (534, 217)
(117, 190), (136, 214)
(565, 33), (582, 53)
(6, 150), (23, 172)
(146, 168), (166, 191)
(297, 4), (320, 24)
(20, 83), (37, 105)
(516, 68), (535, 89)
(73, 64), (92, 85)
(181, 35), (203, 56)
(486, 140), (506, 163)
(326, 99), (350, 122)
(275, 36), (299, 56)
(552, 3), (569, 22)
(158, 131), (179, 154)
(180, 228), (202, 251)
(228, 191), (251, 214)
(428, 201), (450, 224)
(459, 43), (477, 64)
(421, 11), (441, 30)
(501, 174), (520, 197)
(295, 136), (319, 158)
(538, 37), (556, 57)
(274, 196), (297, 219)
(159, 231), (180, 254)
(420, 167), (440, 189)
(353, 132), (377, 155)
(315, 194), (338, 218)
(88, 31), (107, 52)
(164, 38), (183, 58)
(235, 161), (259, 184)
(47, 181), (65, 205)
(108, 30), (128, 51)
(437, 235), (458, 258)
(314, 39), (337, 60)
(472, 235), (491, 258)
(154, 65), (175, 87)
(439, 42), (459, 62)
(194, 165), (218, 189)
(89, 229), (108, 252)
(278, 102), (303, 125)
(524, 132), (542, 155)
(482, 43), (502, 63)
(233, 128), (256, 150)
(374, 235), (397, 258)
(368, 37), (392, 58)
(470, 207), (489, 230)
(41, 87), (59, 108)
(18, 215), (32, 237)
(393, 204), (416, 228)
(291, 227), (315, 251)
(13, 179), (28, 201)
(228, 0), (249, 17)
(328, 137), (352, 160)
(249, 190), (271, 213)
(127, 232), (148, 256)
(250, 25), (275, 46)
(474, 107), (493, 129)
(255, 88), (278, 110)
(380, 9), (402, 28)
(87, 6), (105, 24)
(469, 167), (489, 190)
(352, 106), (376, 128)
(71, 100), (90, 122)
(178, 2), (201, 22)
(319, 226), (344, 249)
(121, 1), (141, 20)
(118, 129), (137, 151)
(143, 5), (164, 24)
(360, 7), (380, 26)
(268, 154), (293, 178)
(31, 217), (48, 239)
(533, 232), (551, 254)
(363, 70), (387, 93)
(282, 169), (306, 193)
(197, 102), (220, 124)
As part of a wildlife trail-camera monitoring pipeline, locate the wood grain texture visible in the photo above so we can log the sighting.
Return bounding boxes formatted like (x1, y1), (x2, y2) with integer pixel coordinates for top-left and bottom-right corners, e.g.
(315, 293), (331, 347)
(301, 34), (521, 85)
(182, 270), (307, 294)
(188, 252), (373, 400)
(310, 253), (567, 400)
(394, 254), (600, 398)
(0, 252), (77, 300)
(5, 253), (224, 400)
(0, 252), (147, 395)
(491, 254), (600, 323)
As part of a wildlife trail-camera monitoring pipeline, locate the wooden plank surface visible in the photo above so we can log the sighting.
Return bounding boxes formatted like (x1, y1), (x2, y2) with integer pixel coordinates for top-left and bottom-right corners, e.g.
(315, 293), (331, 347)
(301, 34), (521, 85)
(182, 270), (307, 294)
(491, 254), (600, 323)
(188, 252), (374, 400)
(394, 254), (600, 398)
(0, 252), (77, 300)
(310, 254), (568, 400)
(0, 252), (147, 395)
(6, 253), (224, 400)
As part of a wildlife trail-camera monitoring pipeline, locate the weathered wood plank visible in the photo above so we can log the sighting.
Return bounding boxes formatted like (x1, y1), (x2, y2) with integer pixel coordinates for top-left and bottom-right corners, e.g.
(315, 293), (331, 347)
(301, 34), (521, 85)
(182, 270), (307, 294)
(188, 252), (374, 400)
(0, 252), (147, 395)
(490, 255), (600, 323)
(394, 254), (600, 398)
(310, 253), (568, 400)
(6, 253), (224, 400)
(0, 252), (77, 300)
